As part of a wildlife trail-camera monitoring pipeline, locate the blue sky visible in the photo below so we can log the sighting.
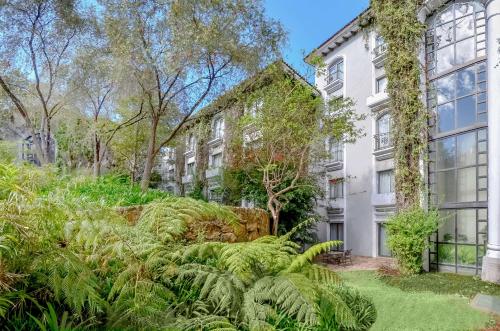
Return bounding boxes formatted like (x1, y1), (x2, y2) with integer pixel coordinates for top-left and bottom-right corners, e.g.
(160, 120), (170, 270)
(263, 0), (370, 80)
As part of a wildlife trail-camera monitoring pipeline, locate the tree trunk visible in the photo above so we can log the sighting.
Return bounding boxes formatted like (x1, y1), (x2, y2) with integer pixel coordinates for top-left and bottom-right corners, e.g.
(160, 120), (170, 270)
(268, 198), (280, 235)
(140, 117), (159, 191)
(93, 134), (101, 178)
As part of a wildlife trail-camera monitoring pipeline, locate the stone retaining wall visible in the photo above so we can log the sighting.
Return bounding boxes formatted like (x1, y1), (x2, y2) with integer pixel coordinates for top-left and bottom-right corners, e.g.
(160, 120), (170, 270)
(115, 205), (270, 243)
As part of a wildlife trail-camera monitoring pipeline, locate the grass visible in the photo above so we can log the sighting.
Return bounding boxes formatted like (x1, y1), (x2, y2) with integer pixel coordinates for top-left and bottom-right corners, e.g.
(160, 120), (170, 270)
(380, 272), (500, 299)
(340, 270), (495, 331)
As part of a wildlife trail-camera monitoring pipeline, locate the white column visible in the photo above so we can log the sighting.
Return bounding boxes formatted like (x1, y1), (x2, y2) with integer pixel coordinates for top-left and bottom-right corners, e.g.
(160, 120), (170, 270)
(482, 0), (500, 283)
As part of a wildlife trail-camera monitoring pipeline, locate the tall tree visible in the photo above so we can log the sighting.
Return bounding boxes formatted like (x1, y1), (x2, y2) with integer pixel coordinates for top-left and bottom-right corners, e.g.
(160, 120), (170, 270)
(0, 0), (84, 164)
(230, 64), (364, 235)
(70, 43), (145, 177)
(102, 0), (285, 190)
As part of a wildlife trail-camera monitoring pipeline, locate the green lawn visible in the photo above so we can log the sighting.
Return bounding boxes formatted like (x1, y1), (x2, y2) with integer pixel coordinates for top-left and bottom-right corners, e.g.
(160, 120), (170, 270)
(340, 271), (495, 331)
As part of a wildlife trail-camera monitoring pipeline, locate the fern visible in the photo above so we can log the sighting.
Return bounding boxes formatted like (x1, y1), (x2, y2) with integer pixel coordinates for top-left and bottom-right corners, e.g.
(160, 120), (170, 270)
(286, 241), (342, 273)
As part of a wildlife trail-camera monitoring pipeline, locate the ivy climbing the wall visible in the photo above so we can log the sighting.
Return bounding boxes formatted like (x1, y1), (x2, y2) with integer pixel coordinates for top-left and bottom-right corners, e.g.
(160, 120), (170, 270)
(371, 0), (427, 210)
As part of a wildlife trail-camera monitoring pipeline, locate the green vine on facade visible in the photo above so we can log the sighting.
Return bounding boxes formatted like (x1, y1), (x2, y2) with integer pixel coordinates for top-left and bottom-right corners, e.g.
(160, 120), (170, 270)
(371, 0), (427, 211)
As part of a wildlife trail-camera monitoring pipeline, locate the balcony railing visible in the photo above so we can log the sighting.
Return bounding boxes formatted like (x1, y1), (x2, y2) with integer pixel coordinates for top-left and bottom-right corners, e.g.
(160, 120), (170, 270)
(373, 43), (388, 58)
(374, 132), (393, 151)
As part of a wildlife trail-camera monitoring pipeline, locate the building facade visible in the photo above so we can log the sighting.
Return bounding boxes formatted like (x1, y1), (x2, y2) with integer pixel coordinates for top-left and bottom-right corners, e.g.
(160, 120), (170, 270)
(309, 0), (500, 280)
(158, 62), (315, 206)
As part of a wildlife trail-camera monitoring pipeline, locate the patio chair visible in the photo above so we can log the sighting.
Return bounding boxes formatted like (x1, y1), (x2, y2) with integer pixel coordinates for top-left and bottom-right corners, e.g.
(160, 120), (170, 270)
(342, 249), (352, 265)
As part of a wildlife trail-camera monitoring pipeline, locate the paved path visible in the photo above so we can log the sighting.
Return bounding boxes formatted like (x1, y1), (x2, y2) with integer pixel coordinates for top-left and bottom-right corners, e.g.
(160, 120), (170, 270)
(323, 255), (396, 271)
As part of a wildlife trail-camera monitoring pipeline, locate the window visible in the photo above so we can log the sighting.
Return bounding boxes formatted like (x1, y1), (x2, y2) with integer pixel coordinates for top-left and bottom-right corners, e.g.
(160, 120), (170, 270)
(208, 187), (223, 202)
(329, 179), (344, 199)
(328, 59), (344, 84)
(426, 2), (486, 77)
(378, 223), (392, 257)
(426, 1), (487, 275)
(430, 129), (487, 204)
(213, 117), (224, 139)
(211, 152), (223, 169)
(376, 76), (388, 94)
(246, 100), (262, 118)
(186, 161), (195, 175)
(429, 62), (487, 134)
(374, 35), (387, 57)
(378, 170), (395, 194)
(330, 223), (344, 251)
(187, 134), (196, 152)
(375, 113), (393, 150)
(329, 138), (343, 162)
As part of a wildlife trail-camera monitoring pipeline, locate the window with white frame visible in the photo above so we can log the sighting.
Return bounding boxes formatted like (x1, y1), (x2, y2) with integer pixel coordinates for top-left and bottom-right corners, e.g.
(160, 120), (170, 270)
(246, 100), (263, 118)
(377, 170), (395, 194)
(375, 113), (393, 150)
(329, 179), (344, 199)
(327, 59), (344, 84)
(213, 117), (224, 139)
(186, 161), (195, 175)
(211, 152), (223, 168)
(374, 34), (387, 57)
(376, 76), (388, 94)
(329, 138), (343, 162)
(187, 134), (196, 152)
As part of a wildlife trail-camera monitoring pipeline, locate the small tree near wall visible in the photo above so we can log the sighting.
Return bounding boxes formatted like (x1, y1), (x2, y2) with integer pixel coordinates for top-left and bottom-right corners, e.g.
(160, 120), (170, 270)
(230, 64), (363, 235)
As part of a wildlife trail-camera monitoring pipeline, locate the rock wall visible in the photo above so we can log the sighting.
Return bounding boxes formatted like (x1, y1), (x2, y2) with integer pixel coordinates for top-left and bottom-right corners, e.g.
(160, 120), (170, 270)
(115, 205), (270, 243)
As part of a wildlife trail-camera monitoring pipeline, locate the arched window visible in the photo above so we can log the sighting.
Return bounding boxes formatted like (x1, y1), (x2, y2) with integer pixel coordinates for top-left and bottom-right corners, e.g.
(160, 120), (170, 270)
(426, 1), (486, 77)
(426, 1), (488, 275)
(375, 113), (392, 149)
(213, 117), (224, 139)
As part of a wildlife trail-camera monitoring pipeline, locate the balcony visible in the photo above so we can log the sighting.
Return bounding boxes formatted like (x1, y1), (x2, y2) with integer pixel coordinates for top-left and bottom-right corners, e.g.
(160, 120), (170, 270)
(373, 133), (394, 161)
(372, 43), (388, 68)
(205, 167), (222, 179)
(181, 174), (193, 184)
(325, 76), (343, 95)
(324, 159), (343, 172)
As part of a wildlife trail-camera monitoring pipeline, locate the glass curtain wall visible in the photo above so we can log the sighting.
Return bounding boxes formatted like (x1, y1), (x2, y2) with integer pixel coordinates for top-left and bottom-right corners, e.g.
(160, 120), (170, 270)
(426, 0), (487, 275)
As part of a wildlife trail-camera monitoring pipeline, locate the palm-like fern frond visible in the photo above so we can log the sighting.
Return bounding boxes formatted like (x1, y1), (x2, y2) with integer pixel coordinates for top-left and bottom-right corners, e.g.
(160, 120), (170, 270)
(286, 241), (342, 273)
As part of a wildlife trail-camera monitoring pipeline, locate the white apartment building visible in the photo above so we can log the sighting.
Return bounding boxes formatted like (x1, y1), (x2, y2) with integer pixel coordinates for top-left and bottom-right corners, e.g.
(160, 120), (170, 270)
(309, 0), (500, 281)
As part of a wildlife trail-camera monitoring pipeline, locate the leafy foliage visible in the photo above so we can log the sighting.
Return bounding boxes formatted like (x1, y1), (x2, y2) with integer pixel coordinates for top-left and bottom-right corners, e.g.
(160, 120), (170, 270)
(386, 207), (439, 275)
(0, 163), (376, 330)
(223, 167), (321, 244)
(371, 0), (427, 210)
(64, 174), (169, 206)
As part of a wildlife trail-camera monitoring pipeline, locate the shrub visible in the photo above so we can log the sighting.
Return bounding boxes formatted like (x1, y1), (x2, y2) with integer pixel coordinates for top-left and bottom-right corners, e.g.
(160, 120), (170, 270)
(65, 174), (169, 206)
(0, 163), (377, 330)
(386, 207), (439, 275)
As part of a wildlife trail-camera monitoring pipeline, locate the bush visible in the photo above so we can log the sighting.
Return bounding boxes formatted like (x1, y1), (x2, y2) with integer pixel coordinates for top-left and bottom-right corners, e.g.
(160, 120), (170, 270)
(65, 174), (169, 206)
(0, 163), (377, 330)
(386, 207), (439, 275)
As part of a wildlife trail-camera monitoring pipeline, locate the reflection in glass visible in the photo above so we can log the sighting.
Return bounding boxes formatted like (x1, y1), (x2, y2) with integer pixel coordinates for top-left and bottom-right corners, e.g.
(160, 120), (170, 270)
(437, 44), (454, 73)
(456, 38), (475, 65)
(457, 132), (476, 167)
(436, 22), (454, 47)
(438, 102), (455, 132)
(456, 95), (476, 128)
(436, 74), (455, 103)
(455, 15), (474, 40)
(437, 137), (456, 169)
(456, 3), (474, 18)
(437, 170), (456, 202)
(457, 67), (475, 97)
(457, 167), (476, 202)
(438, 244), (456, 264)
(457, 245), (476, 266)
(457, 209), (476, 244)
